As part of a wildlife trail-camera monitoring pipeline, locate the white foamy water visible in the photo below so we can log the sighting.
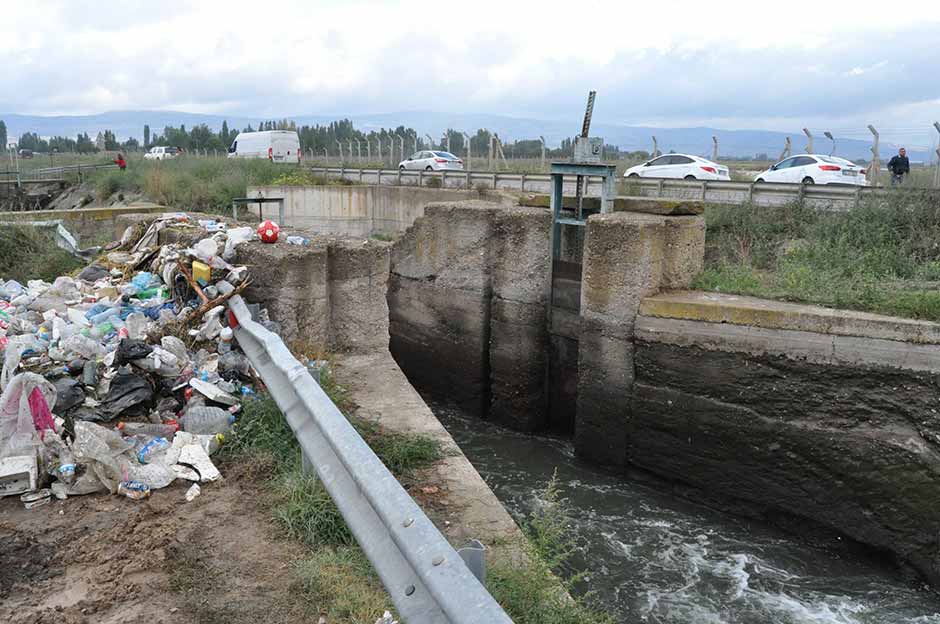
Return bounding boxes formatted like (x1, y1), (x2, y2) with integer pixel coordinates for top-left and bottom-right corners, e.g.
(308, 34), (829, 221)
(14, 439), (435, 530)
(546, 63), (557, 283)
(430, 401), (940, 623)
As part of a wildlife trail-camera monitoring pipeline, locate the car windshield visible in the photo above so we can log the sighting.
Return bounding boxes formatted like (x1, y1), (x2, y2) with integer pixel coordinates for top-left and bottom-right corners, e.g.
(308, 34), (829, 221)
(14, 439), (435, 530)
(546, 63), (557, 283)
(434, 152), (458, 159)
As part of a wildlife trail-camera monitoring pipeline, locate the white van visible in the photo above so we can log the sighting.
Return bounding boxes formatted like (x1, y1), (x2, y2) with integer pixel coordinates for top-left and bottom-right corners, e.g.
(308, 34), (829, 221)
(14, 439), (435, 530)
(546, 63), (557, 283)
(228, 130), (302, 163)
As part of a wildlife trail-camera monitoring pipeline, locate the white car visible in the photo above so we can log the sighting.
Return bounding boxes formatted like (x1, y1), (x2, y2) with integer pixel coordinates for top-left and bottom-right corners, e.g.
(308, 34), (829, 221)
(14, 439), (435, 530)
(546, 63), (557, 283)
(144, 146), (181, 161)
(623, 154), (730, 181)
(399, 151), (464, 171)
(754, 154), (867, 186)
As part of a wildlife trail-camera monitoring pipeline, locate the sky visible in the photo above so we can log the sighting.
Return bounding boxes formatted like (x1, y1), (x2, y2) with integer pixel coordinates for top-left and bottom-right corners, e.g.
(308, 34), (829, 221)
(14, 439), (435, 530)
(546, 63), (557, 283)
(3, 0), (940, 148)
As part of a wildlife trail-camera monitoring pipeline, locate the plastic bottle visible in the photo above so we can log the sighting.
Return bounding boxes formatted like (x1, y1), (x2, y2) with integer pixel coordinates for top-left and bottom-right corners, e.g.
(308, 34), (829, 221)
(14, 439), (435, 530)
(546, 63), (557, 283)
(118, 422), (178, 439)
(135, 436), (171, 464)
(180, 406), (235, 435)
(57, 448), (76, 486)
(218, 326), (233, 354)
(88, 306), (120, 325)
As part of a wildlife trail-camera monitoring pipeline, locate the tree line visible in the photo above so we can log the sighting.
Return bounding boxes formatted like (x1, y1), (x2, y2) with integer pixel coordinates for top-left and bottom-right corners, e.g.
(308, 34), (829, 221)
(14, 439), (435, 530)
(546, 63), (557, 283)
(1, 115), (638, 160)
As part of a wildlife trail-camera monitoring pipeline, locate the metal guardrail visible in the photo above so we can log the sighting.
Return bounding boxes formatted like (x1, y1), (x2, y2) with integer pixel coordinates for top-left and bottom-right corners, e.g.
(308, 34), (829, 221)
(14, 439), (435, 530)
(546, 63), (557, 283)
(305, 165), (937, 210)
(227, 295), (514, 624)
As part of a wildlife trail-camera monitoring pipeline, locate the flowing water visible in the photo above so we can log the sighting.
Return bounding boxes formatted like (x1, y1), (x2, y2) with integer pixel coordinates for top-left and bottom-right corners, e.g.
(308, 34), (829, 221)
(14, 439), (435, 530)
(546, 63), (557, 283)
(429, 401), (940, 623)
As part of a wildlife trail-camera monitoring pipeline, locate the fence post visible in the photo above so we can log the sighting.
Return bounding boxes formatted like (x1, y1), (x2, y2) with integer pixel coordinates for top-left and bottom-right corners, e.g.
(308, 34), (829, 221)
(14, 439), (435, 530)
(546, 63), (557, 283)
(933, 122), (940, 189)
(867, 125), (881, 186)
(712, 136), (718, 162)
(539, 136), (546, 171)
(803, 128), (813, 154)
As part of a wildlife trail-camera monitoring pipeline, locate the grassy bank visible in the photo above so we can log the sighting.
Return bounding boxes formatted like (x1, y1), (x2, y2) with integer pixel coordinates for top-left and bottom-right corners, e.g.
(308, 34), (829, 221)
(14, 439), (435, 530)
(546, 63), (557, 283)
(694, 191), (940, 321)
(0, 225), (83, 283)
(85, 156), (350, 214)
(224, 368), (611, 623)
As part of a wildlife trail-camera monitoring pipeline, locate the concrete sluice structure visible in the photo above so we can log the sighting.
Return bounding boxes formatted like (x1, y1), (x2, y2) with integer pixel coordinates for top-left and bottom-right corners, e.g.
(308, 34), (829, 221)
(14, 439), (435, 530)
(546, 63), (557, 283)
(159, 184), (940, 590)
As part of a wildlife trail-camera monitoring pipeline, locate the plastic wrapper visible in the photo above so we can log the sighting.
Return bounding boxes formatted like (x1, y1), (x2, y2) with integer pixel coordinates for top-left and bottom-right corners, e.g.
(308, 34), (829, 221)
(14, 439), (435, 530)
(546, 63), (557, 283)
(70, 421), (134, 494)
(0, 372), (58, 459)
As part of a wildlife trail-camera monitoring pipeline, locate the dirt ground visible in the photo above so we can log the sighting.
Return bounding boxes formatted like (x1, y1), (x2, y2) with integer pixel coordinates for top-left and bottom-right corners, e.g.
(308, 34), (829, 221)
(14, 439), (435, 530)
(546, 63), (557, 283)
(0, 463), (314, 624)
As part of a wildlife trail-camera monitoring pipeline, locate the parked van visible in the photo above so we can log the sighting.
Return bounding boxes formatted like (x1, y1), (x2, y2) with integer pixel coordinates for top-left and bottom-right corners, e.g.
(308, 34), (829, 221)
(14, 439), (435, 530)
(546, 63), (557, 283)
(228, 130), (301, 163)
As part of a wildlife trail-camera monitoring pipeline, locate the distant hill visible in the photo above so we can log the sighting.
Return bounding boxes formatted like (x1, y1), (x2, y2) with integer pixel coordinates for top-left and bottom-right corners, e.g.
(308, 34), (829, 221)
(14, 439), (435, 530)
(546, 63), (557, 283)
(0, 110), (925, 162)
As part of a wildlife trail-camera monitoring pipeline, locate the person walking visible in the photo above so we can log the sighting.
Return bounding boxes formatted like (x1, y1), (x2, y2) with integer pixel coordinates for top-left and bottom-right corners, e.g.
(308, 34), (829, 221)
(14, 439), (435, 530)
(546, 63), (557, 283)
(887, 147), (909, 186)
(113, 152), (127, 171)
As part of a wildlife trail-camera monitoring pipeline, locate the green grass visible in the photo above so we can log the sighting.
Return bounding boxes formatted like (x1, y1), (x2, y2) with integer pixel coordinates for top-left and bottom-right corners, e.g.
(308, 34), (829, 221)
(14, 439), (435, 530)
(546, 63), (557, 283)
(694, 191), (940, 320)
(0, 225), (83, 283)
(226, 371), (614, 622)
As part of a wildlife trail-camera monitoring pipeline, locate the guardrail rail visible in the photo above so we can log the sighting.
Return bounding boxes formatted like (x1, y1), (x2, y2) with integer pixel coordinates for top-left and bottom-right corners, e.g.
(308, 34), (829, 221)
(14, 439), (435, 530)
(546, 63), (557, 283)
(227, 295), (514, 624)
(304, 165), (938, 211)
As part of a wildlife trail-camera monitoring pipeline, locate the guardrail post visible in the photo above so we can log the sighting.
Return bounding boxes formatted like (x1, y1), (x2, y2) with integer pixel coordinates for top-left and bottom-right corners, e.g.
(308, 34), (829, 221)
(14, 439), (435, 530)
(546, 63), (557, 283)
(442, 170), (447, 187)
(701, 180), (708, 201)
(359, 168), (364, 184)
(492, 173), (497, 189)
(798, 182), (806, 204)
(397, 168), (402, 186)
(520, 173), (527, 191)
(419, 169), (424, 187)
(657, 179), (664, 197)
(232, 201), (238, 222)
(377, 169), (383, 184)
(854, 187), (862, 211)
(466, 171), (471, 188)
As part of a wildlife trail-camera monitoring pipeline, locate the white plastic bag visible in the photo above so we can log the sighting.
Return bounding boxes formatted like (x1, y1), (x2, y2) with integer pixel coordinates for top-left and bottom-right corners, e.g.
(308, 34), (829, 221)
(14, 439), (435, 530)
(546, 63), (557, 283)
(71, 421), (134, 493)
(0, 373), (57, 459)
(222, 227), (254, 261)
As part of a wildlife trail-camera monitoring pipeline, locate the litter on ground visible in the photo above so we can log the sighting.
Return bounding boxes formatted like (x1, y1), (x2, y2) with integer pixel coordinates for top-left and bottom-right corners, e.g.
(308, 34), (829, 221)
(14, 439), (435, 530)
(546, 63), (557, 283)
(0, 213), (281, 506)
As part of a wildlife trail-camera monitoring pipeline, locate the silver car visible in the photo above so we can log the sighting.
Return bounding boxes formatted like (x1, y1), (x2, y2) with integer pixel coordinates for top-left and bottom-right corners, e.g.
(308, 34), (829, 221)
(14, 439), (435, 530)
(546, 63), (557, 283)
(399, 151), (464, 171)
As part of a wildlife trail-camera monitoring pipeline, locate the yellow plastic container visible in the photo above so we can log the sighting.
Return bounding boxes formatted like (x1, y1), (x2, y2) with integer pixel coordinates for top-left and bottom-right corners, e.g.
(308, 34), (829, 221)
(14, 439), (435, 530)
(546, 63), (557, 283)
(192, 261), (211, 286)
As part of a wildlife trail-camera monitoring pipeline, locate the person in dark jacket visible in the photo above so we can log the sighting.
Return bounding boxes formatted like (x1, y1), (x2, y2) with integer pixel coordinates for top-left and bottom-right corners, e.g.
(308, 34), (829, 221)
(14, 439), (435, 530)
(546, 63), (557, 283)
(113, 153), (127, 171)
(887, 147), (909, 186)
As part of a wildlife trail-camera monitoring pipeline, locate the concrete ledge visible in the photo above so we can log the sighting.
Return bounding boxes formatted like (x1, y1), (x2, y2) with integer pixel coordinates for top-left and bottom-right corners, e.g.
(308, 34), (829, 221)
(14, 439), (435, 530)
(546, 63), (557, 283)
(518, 194), (704, 215)
(636, 315), (940, 372)
(640, 290), (940, 345)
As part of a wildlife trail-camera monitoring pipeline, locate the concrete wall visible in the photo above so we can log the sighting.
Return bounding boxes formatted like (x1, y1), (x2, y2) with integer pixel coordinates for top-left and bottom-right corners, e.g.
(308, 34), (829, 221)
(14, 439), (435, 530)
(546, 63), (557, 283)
(0, 203), (166, 244)
(387, 199), (705, 436)
(235, 236), (390, 354)
(631, 290), (940, 587)
(248, 184), (504, 237)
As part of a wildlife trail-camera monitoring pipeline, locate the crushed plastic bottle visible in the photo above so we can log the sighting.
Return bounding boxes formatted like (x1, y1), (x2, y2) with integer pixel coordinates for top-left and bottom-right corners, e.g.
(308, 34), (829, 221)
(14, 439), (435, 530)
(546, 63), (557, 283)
(135, 436), (171, 464)
(180, 406), (235, 436)
(57, 448), (76, 486)
(117, 480), (151, 500)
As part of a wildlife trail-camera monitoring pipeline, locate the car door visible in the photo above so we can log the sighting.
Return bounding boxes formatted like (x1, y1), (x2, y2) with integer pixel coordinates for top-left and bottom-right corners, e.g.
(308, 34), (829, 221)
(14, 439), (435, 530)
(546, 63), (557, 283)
(668, 155), (695, 178)
(764, 157), (795, 182)
(789, 156), (817, 183)
(641, 155), (673, 178)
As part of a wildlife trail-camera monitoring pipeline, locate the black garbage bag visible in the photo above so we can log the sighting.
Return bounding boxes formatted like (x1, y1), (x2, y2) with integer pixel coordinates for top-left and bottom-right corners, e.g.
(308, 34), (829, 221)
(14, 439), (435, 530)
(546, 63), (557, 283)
(100, 365), (154, 419)
(114, 338), (153, 367)
(52, 377), (84, 414)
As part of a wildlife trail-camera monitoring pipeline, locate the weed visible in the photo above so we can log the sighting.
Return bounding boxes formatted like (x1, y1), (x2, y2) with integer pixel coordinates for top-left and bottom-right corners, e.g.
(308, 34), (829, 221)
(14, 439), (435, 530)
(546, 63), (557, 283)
(0, 225), (83, 282)
(488, 472), (614, 624)
(424, 176), (443, 188)
(370, 231), (395, 242)
(697, 193), (940, 321)
(295, 547), (389, 623)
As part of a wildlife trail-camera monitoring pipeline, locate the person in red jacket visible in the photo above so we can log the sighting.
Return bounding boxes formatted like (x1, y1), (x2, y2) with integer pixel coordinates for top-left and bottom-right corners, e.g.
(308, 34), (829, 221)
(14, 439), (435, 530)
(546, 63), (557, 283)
(114, 153), (127, 171)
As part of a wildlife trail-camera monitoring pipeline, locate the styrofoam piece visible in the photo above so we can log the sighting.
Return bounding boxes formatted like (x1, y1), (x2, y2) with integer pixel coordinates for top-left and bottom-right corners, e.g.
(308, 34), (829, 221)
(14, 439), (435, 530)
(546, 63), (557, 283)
(0, 455), (38, 497)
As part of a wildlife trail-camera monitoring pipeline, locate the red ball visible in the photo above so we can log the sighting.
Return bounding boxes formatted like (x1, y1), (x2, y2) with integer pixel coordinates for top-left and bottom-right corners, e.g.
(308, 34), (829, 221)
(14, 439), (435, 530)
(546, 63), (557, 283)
(257, 220), (279, 243)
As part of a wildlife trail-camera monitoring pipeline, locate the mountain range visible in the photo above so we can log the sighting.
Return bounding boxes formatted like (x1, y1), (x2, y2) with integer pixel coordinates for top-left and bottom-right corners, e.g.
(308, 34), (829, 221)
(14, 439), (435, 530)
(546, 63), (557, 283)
(1, 110), (926, 162)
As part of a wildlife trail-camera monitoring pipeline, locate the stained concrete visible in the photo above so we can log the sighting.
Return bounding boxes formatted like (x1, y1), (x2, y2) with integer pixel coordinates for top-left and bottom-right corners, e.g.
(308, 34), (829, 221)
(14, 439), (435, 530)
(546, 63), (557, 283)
(236, 234), (390, 353)
(0, 202), (166, 244)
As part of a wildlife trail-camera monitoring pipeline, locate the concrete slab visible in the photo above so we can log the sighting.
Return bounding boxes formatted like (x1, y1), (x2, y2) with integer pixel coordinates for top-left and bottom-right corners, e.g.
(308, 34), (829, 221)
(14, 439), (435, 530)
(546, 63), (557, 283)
(333, 351), (526, 560)
(640, 290), (940, 344)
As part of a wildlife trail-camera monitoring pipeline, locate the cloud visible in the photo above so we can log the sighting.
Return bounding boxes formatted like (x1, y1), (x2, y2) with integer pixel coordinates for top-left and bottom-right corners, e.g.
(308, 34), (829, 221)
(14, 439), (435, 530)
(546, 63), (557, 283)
(2, 0), (939, 143)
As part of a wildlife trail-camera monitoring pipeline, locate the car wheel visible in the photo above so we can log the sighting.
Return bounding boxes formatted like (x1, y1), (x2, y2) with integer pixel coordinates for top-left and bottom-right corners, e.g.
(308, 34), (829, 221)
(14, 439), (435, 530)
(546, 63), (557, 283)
(756, 178), (765, 183)
(684, 175), (697, 180)
(802, 177), (815, 185)
(627, 173), (639, 178)
(399, 165), (405, 171)
(425, 166), (433, 171)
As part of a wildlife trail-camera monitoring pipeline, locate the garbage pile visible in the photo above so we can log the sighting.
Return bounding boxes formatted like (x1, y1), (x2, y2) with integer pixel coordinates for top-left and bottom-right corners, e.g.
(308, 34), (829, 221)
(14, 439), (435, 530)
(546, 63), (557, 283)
(0, 213), (279, 507)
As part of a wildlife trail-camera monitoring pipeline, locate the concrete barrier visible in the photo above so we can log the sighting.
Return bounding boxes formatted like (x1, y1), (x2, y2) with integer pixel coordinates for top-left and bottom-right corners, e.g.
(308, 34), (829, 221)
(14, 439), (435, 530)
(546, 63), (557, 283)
(0, 202), (166, 243)
(247, 184), (507, 236)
